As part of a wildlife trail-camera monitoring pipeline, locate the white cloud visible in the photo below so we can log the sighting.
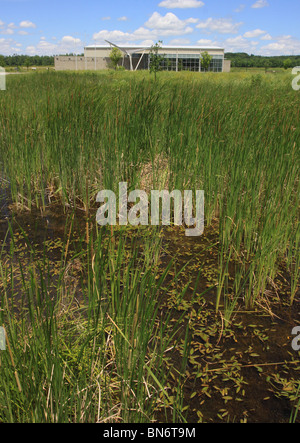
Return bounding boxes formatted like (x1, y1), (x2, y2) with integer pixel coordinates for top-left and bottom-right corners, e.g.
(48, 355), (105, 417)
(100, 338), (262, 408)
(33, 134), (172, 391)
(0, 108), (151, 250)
(0, 37), (18, 55)
(196, 17), (243, 34)
(25, 45), (37, 54)
(0, 28), (14, 35)
(197, 38), (219, 46)
(118, 16), (128, 21)
(25, 35), (84, 56)
(101, 17), (111, 21)
(145, 12), (197, 33)
(260, 33), (272, 41)
(139, 39), (155, 47)
(61, 35), (81, 46)
(93, 27), (158, 44)
(235, 4), (246, 13)
(159, 0), (204, 8)
(169, 38), (191, 45)
(224, 35), (259, 52)
(19, 20), (36, 29)
(18, 30), (29, 35)
(93, 29), (141, 44)
(260, 35), (300, 55)
(251, 0), (269, 8)
(243, 29), (266, 38)
(135, 28), (162, 41)
(93, 11), (196, 44)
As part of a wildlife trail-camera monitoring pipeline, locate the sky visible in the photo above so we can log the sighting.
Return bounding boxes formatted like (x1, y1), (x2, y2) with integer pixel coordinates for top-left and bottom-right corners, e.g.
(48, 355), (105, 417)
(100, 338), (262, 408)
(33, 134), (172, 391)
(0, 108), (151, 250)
(1, 0), (300, 56)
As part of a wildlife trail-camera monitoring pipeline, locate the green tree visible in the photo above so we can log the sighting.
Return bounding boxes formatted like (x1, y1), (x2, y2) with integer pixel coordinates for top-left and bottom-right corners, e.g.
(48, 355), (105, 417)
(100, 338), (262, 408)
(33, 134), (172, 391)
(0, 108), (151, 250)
(149, 41), (164, 81)
(283, 58), (292, 70)
(201, 51), (212, 72)
(109, 47), (122, 70)
(25, 57), (31, 70)
(264, 60), (271, 73)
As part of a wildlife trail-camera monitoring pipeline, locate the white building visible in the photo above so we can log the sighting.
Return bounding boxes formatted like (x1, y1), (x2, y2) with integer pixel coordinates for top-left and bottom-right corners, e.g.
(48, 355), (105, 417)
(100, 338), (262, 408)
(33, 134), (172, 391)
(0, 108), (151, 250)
(55, 42), (230, 72)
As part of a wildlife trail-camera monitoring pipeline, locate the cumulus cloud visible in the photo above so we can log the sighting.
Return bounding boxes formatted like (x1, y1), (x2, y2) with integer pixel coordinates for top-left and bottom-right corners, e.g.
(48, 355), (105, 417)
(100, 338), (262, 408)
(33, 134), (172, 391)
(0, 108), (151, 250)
(243, 29), (266, 38)
(196, 17), (243, 34)
(145, 12), (197, 32)
(159, 0), (204, 8)
(0, 37), (21, 55)
(219, 32), (300, 56)
(0, 28), (14, 35)
(224, 35), (259, 52)
(93, 29), (147, 44)
(169, 38), (191, 45)
(197, 38), (220, 46)
(93, 11), (196, 44)
(139, 39), (155, 47)
(251, 0), (269, 8)
(24, 35), (83, 55)
(260, 33), (272, 41)
(19, 20), (36, 28)
(0, 20), (16, 35)
(61, 35), (81, 46)
(260, 35), (300, 55)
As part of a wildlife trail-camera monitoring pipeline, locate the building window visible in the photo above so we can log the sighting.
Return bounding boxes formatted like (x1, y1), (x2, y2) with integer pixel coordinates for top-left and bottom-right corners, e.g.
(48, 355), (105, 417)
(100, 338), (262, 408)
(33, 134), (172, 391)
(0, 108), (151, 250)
(148, 53), (223, 73)
(205, 55), (223, 73)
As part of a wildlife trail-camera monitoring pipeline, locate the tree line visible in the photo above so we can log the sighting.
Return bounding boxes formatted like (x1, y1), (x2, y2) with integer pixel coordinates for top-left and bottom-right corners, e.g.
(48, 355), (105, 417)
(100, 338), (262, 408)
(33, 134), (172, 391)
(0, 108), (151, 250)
(225, 52), (300, 69)
(0, 55), (54, 67)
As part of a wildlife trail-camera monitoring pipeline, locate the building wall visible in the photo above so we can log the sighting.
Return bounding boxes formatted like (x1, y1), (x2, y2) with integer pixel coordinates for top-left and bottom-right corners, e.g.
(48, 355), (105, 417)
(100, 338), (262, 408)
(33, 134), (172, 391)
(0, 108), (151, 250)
(85, 48), (113, 58)
(223, 59), (231, 73)
(55, 56), (110, 71)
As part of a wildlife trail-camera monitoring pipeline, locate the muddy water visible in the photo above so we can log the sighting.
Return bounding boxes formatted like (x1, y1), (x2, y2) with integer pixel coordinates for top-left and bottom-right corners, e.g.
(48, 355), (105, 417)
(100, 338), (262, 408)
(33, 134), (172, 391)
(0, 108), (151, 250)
(0, 184), (299, 423)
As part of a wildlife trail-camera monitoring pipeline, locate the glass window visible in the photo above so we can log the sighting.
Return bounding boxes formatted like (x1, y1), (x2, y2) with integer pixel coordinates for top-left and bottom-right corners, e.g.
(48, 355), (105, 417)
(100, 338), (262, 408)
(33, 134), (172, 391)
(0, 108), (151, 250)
(147, 52), (223, 72)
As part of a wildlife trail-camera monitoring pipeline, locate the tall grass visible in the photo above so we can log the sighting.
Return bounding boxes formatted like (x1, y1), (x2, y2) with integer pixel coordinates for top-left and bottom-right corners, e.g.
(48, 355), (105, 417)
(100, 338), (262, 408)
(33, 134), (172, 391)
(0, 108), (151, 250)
(0, 69), (299, 422)
(1, 70), (298, 311)
(0, 220), (193, 422)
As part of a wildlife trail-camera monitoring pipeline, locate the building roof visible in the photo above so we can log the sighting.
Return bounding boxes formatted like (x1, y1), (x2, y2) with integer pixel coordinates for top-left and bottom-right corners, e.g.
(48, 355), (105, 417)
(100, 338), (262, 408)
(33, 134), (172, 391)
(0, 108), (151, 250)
(85, 44), (224, 51)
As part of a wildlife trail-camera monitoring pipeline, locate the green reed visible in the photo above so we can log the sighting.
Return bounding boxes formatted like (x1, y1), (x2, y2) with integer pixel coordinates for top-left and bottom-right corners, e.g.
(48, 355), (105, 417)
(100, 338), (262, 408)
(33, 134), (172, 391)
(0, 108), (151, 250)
(0, 70), (299, 312)
(0, 220), (193, 423)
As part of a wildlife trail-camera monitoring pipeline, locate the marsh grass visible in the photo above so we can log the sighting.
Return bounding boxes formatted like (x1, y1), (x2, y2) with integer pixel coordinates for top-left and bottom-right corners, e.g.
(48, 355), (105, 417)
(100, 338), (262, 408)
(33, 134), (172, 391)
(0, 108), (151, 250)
(0, 70), (299, 422)
(0, 220), (195, 422)
(1, 70), (299, 308)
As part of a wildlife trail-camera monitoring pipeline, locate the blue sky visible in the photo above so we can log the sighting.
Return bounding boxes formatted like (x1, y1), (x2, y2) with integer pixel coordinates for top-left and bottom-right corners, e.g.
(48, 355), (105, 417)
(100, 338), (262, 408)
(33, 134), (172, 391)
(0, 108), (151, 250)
(1, 0), (300, 56)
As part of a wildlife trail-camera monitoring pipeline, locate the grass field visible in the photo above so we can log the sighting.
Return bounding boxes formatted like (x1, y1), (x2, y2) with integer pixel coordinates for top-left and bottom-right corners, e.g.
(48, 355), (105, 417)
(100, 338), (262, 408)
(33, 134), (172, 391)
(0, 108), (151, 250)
(0, 69), (299, 423)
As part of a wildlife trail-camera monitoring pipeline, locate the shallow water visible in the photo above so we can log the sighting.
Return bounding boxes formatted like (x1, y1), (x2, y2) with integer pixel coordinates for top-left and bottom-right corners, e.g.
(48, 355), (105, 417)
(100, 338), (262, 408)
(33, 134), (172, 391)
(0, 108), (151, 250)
(0, 188), (299, 423)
